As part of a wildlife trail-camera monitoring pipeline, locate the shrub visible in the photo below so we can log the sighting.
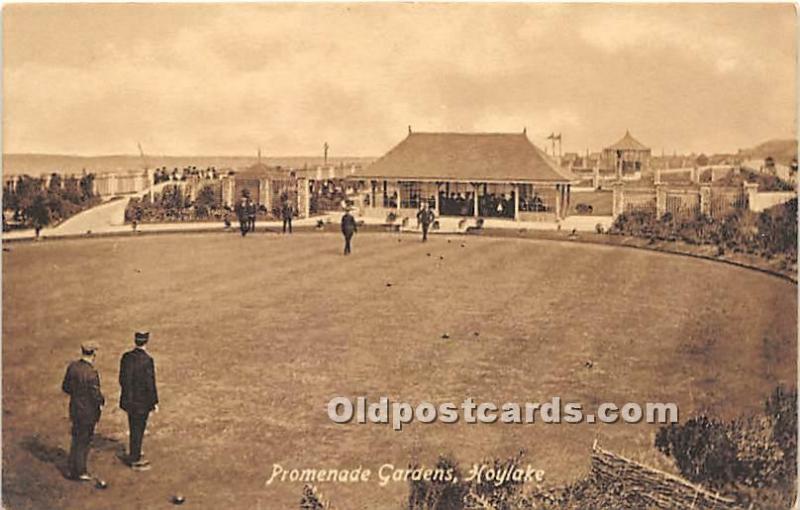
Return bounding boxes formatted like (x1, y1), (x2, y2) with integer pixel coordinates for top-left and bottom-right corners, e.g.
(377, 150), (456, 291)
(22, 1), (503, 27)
(407, 455), (466, 510)
(611, 202), (797, 264)
(656, 385), (797, 491)
(408, 451), (527, 510)
(655, 415), (738, 488)
(765, 385), (797, 483)
(299, 485), (328, 510)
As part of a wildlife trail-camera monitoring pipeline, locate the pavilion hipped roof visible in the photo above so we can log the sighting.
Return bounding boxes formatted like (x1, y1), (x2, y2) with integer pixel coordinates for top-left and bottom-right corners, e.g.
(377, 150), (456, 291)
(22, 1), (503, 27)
(605, 130), (650, 152)
(352, 132), (577, 183)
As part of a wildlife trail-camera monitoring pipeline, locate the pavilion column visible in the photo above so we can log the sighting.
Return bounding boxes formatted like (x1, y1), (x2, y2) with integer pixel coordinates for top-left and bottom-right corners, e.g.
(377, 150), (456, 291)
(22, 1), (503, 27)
(264, 181), (272, 212)
(473, 183), (479, 218)
(259, 178), (268, 207)
(514, 184), (520, 221)
(554, 184), (562, 220)
(303, 179), (311, 218)
(434, 183), (440, 213)
(396, 181), (401, 212)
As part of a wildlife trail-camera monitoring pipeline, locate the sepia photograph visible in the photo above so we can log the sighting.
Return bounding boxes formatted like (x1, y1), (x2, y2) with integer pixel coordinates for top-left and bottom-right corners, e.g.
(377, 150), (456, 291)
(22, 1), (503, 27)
(1, 3), (797, 509)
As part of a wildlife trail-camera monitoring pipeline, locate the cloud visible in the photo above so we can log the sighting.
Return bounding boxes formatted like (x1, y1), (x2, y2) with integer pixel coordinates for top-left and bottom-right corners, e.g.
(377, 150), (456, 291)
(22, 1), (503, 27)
(3, 4), (796, 156)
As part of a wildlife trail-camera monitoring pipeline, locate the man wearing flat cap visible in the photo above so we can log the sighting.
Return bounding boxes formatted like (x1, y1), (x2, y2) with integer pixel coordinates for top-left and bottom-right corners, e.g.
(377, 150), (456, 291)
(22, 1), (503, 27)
(119, 331), (159, 471)
(62, 343), (105, 481)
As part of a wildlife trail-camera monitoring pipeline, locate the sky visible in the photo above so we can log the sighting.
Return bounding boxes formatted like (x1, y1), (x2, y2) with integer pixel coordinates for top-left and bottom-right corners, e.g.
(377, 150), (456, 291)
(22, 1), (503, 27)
(3, 3), (797, 157)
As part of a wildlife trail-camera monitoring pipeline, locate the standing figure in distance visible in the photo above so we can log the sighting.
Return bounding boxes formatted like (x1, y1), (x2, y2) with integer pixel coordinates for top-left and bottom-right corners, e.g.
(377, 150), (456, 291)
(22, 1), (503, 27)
(416, 202), (435, 242)
(341, 207), (357, 255)
(281, 196), (294, 234)
(235, 197), (249, 237)
(62, 343), (105, 481)
(247, 199), (257, 233)
(119, 331), (159, 471)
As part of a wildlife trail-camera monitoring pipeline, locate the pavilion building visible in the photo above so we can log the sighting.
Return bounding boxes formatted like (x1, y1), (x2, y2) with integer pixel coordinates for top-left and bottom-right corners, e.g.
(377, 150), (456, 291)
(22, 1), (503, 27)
(602, 130), (651, 179)
(220, 162), (300, 214)
(350, 129), (578, 221)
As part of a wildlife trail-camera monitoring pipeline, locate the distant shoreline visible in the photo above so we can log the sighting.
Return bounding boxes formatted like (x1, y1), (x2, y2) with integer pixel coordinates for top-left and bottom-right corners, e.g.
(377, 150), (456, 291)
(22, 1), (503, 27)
(2, 153), (377, 176)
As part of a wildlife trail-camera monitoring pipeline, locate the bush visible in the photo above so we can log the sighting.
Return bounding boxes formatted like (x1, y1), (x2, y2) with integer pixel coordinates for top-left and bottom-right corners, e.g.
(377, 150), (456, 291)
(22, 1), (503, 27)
(4, 174), (101, 228)
(656, 385), (797, 492)
(610, 209), (657, 237)
(299, 485), (327, 510)
(765, 385), (797, 483)
(408, 451), (527, 510)
(408, 455), (466, 510)
(610, 201), (797, 263)
(655, 415), (738, 488)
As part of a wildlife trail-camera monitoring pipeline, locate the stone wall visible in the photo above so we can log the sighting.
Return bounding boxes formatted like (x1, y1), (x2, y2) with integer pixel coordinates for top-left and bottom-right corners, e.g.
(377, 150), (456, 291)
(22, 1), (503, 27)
(746, 188), (796, 213)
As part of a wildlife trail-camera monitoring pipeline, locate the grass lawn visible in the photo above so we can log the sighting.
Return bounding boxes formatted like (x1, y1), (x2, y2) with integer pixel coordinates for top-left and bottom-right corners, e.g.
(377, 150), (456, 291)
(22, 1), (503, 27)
(2, 232), (796, 509)
(570, 191), (613, 216)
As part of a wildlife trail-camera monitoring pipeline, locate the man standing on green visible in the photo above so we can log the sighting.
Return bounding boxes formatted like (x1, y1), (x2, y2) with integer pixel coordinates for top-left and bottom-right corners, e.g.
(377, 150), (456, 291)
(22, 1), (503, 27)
(341, 208), (357, 255)
(62, 343), (105, 481)
(235, 196), (249, 237)
(119, 331), (159, 471)
(247, 200), (258, 233)
(281, 197), (294, 234)
(416, 202), (435, 242)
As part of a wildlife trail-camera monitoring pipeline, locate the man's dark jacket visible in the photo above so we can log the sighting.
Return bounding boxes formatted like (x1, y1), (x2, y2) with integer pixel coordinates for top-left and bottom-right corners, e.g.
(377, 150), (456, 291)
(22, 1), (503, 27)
(62, 360), (105, 423)
(119, 348), (158, 414)
(341, 213), (357, 235)
(281, 203), (293, 220)
(417, 209), (434, 226)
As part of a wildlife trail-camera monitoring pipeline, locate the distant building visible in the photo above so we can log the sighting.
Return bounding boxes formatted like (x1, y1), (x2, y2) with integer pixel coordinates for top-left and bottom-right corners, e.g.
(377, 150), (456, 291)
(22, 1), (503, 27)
(222, 163), (298, 213)
(602, 130), (651, 178)
(350, 129), (577, 221)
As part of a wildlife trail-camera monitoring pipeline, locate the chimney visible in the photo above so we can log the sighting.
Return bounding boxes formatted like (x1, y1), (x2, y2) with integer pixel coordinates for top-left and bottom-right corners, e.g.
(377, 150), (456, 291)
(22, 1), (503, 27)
(408, 125), (412, 135)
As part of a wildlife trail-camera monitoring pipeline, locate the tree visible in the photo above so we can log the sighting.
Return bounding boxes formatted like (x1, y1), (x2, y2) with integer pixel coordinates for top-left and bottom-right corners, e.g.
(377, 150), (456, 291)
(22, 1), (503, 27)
(25, 194), (50, 237)
(79, 173), (95, 201)
(194, 185), (219, 218)
(48, 173), (62, 192)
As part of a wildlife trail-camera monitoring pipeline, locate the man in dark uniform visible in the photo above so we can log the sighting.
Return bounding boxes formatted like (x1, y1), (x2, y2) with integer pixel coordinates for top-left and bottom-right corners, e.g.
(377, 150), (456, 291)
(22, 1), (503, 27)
(416, 203), (435, 242)
(281, 198), (293, 234)
(119, 331), (159, 471)
(235, 197), (249, 237)
(62, 343), (105, 481)
(247, 200), (257, 233)
(132, 204), (143, 233)
(341, 208), (357, 255)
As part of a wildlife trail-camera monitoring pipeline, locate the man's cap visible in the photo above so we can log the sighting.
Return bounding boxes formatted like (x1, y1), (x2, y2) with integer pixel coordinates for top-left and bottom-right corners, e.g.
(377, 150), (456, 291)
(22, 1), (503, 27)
(134, 331), (150, 344)
(81, 343), (99, 355)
